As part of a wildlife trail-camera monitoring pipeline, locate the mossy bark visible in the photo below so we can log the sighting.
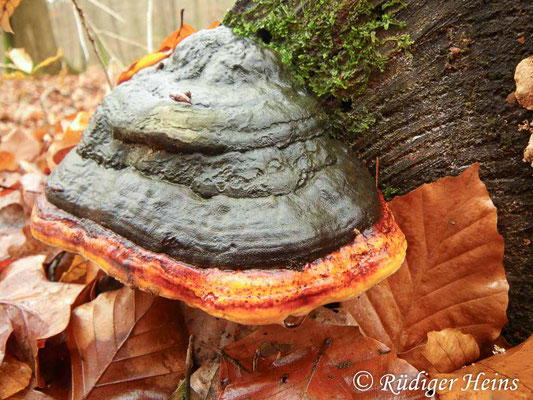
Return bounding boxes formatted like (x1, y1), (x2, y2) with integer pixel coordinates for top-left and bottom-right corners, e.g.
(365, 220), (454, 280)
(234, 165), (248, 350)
(226, 0), (533, 343)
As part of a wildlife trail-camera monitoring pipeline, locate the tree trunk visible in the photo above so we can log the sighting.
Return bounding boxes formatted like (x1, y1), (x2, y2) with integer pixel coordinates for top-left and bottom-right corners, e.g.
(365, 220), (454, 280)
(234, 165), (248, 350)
(225, 0), (533, 343)
(10, 0), (61, 74)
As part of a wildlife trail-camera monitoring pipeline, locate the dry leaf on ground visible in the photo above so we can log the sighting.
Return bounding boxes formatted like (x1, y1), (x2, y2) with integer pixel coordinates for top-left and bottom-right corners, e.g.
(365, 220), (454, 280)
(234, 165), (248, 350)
(0, 130), (41, 171)
(6, 48), (33, 74)
(434, 334), (533, 399)
(67, 286), (188, 399)
(0, 255), (84, 366)
(0, 0), (20, 33)
(180, 304), (255, 366)
(401, 329), (480, 373)
(0, 354), (32, 399)
(219, 319), (423, 399)
(343, 164), (508, 372)
(46, 111), (90, 171)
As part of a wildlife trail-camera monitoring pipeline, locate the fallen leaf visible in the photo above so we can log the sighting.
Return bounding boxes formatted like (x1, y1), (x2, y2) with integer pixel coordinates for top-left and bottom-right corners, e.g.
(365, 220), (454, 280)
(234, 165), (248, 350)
(219, 319), (424, 399)
(401, 329), (480, 373)
(190, 360), (219, 400)
(0, 256), (85, 367)
(46, 111), (91, 171)
(7, 390), (54, 400)
(0, 151), (16, 172)
(0, 0), (21, 33)
(67, 286), (188, 399)
(180, 303), (254, 366)
(58, 255), (100, 284)
(0, 130), (41, 169)
(32, 48), (63, 74)
(116, 21), (220, 85)
(434, 335), (533, 399)
(344, 164), (508, 371)
(515, 55), (533, 110)
(0, 354), (32, 399)
(0, 203), (26, 260)
(6, 48), (33, 74)
(0, 308), (12, 364)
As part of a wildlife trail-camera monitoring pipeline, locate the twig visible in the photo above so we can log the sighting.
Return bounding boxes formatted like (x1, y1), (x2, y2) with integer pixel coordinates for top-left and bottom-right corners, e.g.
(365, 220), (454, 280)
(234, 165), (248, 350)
(94, 28), (148, 51)
(375, 156), (380, 187)
(302, 338), (332, 399)
(146, 0), (153, 52)
(86, 0), (125, 23)
(69, 0), (112, 89)
(184, 335), (194, 400)
(215, 348), (251, 374)
(38, 86), (60, 134)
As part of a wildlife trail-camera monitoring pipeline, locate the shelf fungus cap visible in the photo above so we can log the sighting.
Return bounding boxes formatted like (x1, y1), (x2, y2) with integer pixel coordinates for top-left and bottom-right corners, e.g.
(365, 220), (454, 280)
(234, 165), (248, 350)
(31, 27), (406, 325)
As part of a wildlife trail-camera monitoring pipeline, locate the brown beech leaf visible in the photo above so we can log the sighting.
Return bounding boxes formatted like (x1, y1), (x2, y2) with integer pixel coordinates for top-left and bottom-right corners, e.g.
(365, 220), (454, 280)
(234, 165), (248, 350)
(67, 286), (188, 399)
(0, 130), (41, 169)
(401, 329), (480, 373)
(58, 255), (100, 284)
(344, 164), (508, 370)
(434, 335), (533, 399)
(0, 354), (32, 399)
(219, 319), (424, 399)
(0, 307), (12, 364)
(0, 256), (85, 366)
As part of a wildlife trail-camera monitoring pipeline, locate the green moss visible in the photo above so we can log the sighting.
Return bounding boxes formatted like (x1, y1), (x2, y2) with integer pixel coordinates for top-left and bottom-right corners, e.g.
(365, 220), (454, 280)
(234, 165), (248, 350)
(224, 0), (411, 101)
(382, 186), (399, 201)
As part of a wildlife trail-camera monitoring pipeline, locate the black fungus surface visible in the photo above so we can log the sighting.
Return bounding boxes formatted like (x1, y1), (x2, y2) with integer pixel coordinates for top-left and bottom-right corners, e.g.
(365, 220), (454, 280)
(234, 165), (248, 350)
(46, 27), (381, 269)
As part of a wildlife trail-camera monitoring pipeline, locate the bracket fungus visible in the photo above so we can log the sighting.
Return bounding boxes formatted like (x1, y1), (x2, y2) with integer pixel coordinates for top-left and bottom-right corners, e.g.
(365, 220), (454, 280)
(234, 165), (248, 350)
(31, 27), (406, 325)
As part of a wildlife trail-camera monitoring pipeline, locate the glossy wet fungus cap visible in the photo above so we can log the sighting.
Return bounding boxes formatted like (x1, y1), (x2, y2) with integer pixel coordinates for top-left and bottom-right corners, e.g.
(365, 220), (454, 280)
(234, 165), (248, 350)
(31, 26), (407, 324)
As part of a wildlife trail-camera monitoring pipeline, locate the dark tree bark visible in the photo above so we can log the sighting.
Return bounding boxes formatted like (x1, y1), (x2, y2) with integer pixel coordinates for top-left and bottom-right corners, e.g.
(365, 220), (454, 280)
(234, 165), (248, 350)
(227, 0), (533, 342)
(10, 0), (61, 74)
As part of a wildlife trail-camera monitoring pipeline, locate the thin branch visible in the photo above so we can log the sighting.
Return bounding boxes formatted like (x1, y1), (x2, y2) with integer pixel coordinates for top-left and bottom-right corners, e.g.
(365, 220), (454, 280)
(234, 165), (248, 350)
(69, 0), (112, 89)
(86, 0), (125, 23)
(215, 348), (251, 374)
(146, 0), (153, 52)
(72, 5), (90, 65)
(93, 28), (148, 51)
(184, 335), (194, 400)
(86, 18), (125, 70)
(375, 156), (380, 187)
(302, 338), (332, 399)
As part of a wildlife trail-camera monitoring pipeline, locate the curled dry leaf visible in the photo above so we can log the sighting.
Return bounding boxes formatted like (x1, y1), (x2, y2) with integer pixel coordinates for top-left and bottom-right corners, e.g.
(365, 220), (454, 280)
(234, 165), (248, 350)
(0, 354), (32, 399)
(58, 254), (100, 284)
(434, 335), (533, 399)
(0, 255), (84, 366)
(219, 319), (423, 399)
(1, 359), (31, 398)
(515, 56), (533, 110)
(401, 329), (480, 373)
(0, 0), (20, 33)
(67, 286), (188, 399)
(343, 164), (508, 371)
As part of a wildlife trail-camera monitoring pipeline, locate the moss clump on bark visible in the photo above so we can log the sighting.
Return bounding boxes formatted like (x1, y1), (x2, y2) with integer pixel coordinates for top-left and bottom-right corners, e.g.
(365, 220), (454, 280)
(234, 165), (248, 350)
(224, 0), (412, 101)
